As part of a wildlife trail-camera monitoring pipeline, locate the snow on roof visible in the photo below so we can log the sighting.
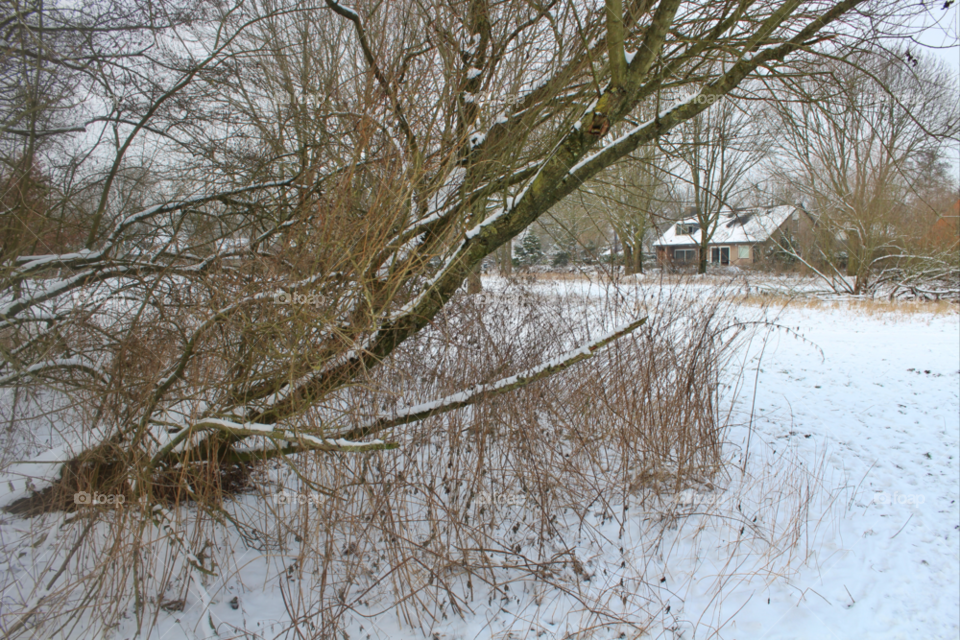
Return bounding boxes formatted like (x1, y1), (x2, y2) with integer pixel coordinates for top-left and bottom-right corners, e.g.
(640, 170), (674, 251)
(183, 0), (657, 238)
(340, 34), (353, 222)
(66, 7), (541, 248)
(654, 205), (798, 247)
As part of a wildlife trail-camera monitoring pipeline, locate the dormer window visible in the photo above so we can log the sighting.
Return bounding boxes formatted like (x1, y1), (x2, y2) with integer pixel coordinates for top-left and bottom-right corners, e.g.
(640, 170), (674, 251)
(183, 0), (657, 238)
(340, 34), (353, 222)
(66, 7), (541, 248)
(675, 222), (699, 236)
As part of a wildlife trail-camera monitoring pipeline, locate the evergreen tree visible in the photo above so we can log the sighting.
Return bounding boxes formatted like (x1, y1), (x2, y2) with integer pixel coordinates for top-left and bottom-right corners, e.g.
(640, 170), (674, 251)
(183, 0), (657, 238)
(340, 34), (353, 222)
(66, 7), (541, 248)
(514, 232), (544, 268)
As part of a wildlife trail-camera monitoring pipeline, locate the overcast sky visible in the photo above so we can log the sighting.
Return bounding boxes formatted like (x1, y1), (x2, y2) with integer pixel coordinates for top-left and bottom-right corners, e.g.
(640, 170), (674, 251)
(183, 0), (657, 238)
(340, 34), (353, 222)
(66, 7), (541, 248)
(915, 2), (959, 75)
(915, 3), (959, 175)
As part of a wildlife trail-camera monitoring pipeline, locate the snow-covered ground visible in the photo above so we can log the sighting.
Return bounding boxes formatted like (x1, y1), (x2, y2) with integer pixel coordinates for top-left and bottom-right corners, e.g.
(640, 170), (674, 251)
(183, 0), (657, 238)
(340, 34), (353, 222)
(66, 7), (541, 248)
(1, 280), (957, 639)
(716, 301), (960, 639)
(394, 290), (960, 640)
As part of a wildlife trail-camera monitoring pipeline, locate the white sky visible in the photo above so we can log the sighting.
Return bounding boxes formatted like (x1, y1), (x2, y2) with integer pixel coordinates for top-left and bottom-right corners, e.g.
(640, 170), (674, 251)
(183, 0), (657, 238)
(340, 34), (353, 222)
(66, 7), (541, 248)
(915, 2), (960, 75)
(915, 3), (960, 176)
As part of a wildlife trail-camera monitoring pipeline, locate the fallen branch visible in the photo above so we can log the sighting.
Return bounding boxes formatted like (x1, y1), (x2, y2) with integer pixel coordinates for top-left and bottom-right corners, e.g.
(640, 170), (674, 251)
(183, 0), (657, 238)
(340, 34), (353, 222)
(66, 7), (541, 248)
(149, 417), (398, 471)
(335, 315), (648, 442)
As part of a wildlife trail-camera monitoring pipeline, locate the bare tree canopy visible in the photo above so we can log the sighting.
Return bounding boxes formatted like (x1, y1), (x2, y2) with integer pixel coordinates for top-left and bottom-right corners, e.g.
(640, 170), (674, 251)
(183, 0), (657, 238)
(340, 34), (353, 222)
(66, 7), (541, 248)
(766, 47), (959, 293)
(0, 0), (949, 497)
(2, 0), (958, 636)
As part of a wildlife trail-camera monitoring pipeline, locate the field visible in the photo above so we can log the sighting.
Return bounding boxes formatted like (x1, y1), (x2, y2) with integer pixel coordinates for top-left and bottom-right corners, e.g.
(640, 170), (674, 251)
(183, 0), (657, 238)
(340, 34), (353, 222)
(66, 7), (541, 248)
(1, 274), (957, 639)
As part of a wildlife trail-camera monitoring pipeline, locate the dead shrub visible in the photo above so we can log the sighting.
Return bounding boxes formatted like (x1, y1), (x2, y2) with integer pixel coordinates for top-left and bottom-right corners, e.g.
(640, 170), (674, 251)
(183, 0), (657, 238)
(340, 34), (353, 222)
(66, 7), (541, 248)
(0, 278), (760, 638)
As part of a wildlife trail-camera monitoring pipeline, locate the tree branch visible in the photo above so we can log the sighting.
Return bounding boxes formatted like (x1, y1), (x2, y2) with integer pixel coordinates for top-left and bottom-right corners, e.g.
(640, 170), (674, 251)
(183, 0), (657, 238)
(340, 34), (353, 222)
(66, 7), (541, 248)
(335, 315), (648, 442)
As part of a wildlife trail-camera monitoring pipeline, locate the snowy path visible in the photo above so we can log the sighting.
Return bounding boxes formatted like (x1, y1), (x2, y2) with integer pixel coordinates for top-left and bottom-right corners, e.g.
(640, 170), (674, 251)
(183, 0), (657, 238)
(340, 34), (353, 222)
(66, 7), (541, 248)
(720, 303), (960, 639)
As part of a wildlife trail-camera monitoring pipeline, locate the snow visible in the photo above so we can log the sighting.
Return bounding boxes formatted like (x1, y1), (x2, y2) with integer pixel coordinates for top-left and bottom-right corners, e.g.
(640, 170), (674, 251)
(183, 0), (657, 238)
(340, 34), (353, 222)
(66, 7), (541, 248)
(466, 68), (481, 80)
(328, 437), (383, 448)
(15, 249), (99, 270)
(565, 115), (655, 176)
(0, 268), (131, 320)
(468, 130), (485, 148)
(154, 418), (386, 454)
(0, 280), (957, 639)
(195, 417), (276, 433)
(703, 300), (958, 638)
(654, 205), (799, 247)
(0, 358), (105, 386)
(460, 33), (480, 56)
(464, 203), (507, 239)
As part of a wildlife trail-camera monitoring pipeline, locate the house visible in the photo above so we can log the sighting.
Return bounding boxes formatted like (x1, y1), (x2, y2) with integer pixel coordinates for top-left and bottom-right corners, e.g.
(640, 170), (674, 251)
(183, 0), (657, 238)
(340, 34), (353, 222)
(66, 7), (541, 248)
(654, 205), (814, 267)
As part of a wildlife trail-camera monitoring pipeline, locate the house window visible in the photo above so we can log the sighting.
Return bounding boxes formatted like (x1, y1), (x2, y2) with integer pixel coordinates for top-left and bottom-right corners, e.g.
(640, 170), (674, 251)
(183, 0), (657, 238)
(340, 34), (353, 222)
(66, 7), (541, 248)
(738, 245), (750, 259)
(673, 248), (696, 263)
(675, 223), (700, 236)
(710, 247), (730, 265)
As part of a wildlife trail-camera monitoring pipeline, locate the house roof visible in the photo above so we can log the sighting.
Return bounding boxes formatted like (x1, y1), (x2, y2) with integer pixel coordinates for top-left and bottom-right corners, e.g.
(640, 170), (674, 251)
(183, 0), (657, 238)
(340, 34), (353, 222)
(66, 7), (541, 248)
(654, 205), (798, 247)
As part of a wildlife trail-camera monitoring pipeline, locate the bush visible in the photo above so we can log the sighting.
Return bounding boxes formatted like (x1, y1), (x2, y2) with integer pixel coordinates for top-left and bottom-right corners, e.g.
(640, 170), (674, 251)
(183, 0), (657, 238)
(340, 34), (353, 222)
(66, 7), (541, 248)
(0, 280), (756, 638)
(551, 249), (572, 267)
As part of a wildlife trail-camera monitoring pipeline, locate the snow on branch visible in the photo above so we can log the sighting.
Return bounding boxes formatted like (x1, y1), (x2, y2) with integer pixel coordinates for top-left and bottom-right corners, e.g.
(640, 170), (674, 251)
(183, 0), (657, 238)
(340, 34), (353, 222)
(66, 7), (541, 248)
(0, 358), (108, 387)
(335, 315), (648, 442)
(8, 180), (295, 281)
(149, 416), (397, 469)
(0, 181), (299, 324)
(0, 267), (132, 322)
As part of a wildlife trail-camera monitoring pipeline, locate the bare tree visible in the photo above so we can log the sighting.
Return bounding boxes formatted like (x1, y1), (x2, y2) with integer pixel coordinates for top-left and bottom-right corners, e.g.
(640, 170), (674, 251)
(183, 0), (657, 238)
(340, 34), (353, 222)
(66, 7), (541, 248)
(538, 192), (606, 266)
(0, 0), (945, 632)
(2, 0), (905, 472)
(582, 144), (671, 274)
(767, 48), (960, 294)
(665, 91), (770, 273)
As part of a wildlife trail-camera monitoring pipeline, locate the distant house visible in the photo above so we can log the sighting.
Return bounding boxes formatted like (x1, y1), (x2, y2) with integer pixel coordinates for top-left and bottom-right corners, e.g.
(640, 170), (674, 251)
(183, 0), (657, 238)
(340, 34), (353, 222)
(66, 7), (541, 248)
(654, 205), (814, 267)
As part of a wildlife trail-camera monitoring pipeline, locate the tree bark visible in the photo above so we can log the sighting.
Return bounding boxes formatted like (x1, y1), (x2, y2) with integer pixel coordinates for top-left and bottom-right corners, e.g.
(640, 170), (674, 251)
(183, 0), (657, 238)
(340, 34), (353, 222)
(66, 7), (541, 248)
(499, 239), (513, 276)
(467, 263), (483, 293)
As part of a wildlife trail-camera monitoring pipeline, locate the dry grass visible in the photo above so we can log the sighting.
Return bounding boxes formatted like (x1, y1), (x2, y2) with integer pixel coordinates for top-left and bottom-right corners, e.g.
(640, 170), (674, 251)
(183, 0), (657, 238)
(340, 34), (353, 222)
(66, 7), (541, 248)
(740, 293), (959, 317)
(0, 278), (844, 640)
(0, 279), (762, 637)
(508, 268), (749, 288)
(505, 271), (960, 318)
